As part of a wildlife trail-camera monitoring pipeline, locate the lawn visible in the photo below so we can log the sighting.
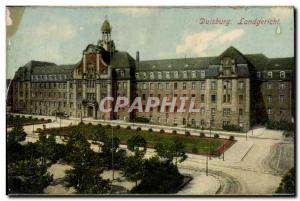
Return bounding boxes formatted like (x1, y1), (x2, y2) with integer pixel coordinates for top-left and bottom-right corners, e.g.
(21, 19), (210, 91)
(43, 123), (232, 154)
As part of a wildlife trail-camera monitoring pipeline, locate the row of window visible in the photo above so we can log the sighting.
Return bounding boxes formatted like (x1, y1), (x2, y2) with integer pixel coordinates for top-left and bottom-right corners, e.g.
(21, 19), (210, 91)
(137, 80), (245, 91)
(257, 71), (286, 79)
(138, 93), (244, 104)
(32, 91), (70, 99)
(31, 74), (68, 81)
(31, 82), (69, 89)
(266, 82), (287, 90)
(267, 95), (286, 103)
(32, 101), (73, 108)
(267, 108), (287, 115)
(136, 70), (206, 80)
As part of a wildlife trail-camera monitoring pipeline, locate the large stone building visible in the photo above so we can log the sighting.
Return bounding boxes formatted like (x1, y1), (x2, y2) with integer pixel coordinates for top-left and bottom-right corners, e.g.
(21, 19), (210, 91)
(10, 20), (295, 131)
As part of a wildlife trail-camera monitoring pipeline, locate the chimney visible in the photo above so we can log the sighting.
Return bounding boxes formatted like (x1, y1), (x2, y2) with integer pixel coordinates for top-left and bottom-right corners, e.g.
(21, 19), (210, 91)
(136, 51), (140, 62)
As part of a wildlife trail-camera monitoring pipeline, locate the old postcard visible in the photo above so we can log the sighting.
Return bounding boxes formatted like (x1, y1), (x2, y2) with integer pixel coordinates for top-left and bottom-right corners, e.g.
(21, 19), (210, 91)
(6, 6), (295, 196)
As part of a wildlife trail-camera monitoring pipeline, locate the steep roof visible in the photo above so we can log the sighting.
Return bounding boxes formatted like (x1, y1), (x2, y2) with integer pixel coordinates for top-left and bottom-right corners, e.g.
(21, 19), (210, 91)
(219, 46), (249, 64)
(137, 56), (219, 72)
(111, 51), (135, 68)
(31, 64), (75, 75)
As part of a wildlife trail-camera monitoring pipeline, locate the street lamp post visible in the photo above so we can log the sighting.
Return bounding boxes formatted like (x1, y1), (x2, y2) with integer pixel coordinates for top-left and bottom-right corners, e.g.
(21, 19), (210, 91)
(206, 151), (208, 176)
(209, 119), (212, 160)
(222, 143), (225, 161)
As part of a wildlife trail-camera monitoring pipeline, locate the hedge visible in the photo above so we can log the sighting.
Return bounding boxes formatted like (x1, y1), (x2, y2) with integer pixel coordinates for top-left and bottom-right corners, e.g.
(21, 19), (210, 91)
(266, 120), (294, 131)
(223, 124), (242, 132)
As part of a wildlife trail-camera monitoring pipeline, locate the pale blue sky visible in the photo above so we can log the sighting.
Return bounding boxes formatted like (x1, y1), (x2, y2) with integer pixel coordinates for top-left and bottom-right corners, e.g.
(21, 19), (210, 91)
(6, 6), (294, 78)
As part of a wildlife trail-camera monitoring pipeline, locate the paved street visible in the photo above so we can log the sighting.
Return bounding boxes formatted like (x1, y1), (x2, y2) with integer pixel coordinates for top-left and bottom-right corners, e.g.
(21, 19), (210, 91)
(7, 113), (294, 195)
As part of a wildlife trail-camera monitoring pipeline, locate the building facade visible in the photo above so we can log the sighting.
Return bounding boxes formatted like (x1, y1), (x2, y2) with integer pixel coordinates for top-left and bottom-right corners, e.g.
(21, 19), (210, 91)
(10, 20), (295, 131)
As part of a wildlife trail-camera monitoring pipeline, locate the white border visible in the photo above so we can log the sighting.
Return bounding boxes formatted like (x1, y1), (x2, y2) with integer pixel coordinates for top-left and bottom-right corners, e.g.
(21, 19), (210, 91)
(1, 1), (299, 201)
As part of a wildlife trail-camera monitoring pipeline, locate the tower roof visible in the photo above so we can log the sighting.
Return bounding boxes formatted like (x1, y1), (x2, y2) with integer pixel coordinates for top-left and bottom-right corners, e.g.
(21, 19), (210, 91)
(101, 19), (111, 33)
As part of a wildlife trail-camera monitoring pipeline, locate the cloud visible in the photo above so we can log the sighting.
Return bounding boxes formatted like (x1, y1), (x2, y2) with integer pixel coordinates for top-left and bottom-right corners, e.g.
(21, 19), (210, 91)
(271, 7), (293, 21)
(17, 16), (78, 63)
(6, 8), (13, 26)
(176, 28), (245, 56)
(34, 18), (76, 41)
(218, 29), (244, 43)
(116, 7), (158, 16)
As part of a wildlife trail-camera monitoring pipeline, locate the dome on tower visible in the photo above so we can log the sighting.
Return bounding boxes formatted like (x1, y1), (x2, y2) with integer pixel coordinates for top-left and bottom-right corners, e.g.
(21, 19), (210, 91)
(101, 19), (111, 33)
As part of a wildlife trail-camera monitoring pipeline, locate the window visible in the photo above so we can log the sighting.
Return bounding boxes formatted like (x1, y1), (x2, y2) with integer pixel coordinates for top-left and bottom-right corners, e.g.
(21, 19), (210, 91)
(123, 82), (127, 89)
(200, 70), (205, 79)
(239, 109), (243, 115)
(280, 108), (285, 115)
(166, 72), (170, 79)
(239, 95), (243, 104)
(279, 95), (285, 103)
(158, 83), (162, 89)
(143, 72), (147, 79)
(135, 73), (139, 79)
(239, 81), (244, 90)
(201, 82), (205, 90)
(224, 69), (231, 76)
(257, 72), (261, 78)
(267, 95), (272, 103)
(120, 70), (125, 77)
(279, 83), (285, 90)
(211, 81), (216, 90)
(267, 71), (273, 78)
(174, 82), (178, 90)
(191, 82), (195, 89)
(223, 121), (230, 126)
(174, 71), (178, 78)
(189, 119), (195, 126)
(166, 82), (170, 89)
(200, 107), (205, 115)
(158, 72), (162, 79)
(150, 72), (154, 79)
(267, 108), (273, 115)
(150, 83), (154, 90)
(223, 108), (231, 116)
(267, 82), (273, 89)
(280, 71), (285, 79)
(223, 80), (231, 90)
(211, 108), (216, 115)
(191, 71), (196, 78)
(211, 94), (216, 103)
(201, 94), (205, 103)
(183, 71), (187, 79)
(223, 94), (231, 103)
(143, 83), (147, 90)
(183, 82), (186, 90)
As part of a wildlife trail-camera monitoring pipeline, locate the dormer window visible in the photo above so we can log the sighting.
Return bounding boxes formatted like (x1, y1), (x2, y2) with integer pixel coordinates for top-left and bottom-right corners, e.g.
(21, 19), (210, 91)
(120, 70), (125, 77)
(174, 71), (178, 78)
(143, 72), (147, 79)
(191, 71), (196, 78)
(150, 72), (154, 79)
(267, 71), (273, 78)
(200, 70), (205, 79)
(280, 71), (285, 79)
(135, 73), (139, 79)
(257, 72), (261, 78)
(166, 72), (170, 79)
(183, 71), (187, 79)
(158, 72), (162, 79)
